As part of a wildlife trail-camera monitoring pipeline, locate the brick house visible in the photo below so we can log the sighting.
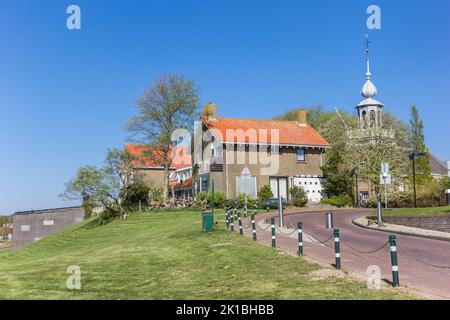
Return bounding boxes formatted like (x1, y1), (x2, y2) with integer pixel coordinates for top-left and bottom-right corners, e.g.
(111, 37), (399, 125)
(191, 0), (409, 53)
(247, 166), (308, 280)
(126, 144), (193, 197)
(193, 104), (330, 202)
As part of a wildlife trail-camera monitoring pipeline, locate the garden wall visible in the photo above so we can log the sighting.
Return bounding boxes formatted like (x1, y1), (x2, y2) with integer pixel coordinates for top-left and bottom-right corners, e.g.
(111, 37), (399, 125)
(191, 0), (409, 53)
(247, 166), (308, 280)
(383, 215), (450, 233)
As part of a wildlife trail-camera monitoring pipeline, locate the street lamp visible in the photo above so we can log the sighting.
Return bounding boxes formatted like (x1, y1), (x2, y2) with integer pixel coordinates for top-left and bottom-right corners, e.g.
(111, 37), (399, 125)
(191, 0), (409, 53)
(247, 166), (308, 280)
(409, 151), (427, 208)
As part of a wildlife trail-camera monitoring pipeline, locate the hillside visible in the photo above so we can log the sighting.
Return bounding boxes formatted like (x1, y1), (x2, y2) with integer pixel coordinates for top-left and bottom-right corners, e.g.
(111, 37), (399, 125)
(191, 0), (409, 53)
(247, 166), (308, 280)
(0, 210), (415, 299)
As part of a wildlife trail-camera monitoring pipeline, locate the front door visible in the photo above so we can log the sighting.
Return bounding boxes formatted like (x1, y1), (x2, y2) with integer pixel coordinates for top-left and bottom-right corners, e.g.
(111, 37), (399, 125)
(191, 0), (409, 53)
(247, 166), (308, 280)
(269, 177), (288, 199)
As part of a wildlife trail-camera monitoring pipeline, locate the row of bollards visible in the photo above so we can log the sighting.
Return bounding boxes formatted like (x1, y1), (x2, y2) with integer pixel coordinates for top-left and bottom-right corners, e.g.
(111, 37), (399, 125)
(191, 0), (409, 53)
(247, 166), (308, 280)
(226, 208), (400, 288)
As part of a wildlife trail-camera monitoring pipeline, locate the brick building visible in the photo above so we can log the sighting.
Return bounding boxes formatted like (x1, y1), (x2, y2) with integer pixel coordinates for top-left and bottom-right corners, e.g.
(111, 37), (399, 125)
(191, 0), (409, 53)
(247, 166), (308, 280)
(193, 104), (330, 202)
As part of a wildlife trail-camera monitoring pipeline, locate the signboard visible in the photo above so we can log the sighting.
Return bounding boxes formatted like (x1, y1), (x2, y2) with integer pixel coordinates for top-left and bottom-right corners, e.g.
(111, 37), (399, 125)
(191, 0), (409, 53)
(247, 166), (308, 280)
(380, 173), (391, 185)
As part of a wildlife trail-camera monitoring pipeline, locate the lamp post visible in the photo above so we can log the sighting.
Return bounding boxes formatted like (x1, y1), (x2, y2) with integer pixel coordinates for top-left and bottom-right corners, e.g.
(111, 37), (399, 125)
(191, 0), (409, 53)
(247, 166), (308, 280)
(355, 168), (360, 208)
(409, 152), (427, 208)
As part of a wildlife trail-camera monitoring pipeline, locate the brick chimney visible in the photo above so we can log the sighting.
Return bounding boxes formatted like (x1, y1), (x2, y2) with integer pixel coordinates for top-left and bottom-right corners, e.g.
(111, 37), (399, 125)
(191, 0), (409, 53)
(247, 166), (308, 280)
(203, 103), (217, 120)
(295, 109), (307, 126)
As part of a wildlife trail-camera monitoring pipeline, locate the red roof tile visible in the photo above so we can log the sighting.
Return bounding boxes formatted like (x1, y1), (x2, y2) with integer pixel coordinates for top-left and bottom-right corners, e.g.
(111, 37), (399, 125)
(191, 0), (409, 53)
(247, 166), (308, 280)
(125, 144), (192, 169)
(201, 117), (330, 147)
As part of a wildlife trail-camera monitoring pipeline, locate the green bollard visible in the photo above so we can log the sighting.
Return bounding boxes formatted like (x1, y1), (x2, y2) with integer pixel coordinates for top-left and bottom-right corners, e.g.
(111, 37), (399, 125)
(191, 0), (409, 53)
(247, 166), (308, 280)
(389, 235), (400, 288)
(226, 208), (230, 229)
(271, 217), (276, 248)
(238, 212), (243, 236)
(298, 222), (303, 256)
(230, 213), (234, 232)
(334, 228), (341, 269)
(251, 214), (257, 241)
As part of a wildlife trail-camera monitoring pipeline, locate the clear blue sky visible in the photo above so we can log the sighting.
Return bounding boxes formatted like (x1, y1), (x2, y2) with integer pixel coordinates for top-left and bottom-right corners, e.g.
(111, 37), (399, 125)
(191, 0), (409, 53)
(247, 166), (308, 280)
(0, 0), (449, 213)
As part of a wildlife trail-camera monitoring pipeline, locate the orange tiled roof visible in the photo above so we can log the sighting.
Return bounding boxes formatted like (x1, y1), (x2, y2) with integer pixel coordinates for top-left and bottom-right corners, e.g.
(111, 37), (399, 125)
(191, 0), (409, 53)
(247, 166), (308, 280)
(201, 116), (330, 147)
(125, 144), (192, 169)
(169, 178), (193, 190)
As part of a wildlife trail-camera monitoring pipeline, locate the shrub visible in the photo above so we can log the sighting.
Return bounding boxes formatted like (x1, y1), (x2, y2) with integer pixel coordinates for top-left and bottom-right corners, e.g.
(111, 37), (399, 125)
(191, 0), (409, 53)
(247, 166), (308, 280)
(123, 180), (150, 209)
(258, 185), (273, 202)
(321, 195), (353, 208)
(195, 191), (227, 209)
(290, 185), (308, 207)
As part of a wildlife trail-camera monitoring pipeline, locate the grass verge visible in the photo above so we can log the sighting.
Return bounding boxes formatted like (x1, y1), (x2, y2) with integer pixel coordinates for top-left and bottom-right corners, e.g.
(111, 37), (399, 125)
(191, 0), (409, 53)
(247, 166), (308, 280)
(0, 209), (416, 299)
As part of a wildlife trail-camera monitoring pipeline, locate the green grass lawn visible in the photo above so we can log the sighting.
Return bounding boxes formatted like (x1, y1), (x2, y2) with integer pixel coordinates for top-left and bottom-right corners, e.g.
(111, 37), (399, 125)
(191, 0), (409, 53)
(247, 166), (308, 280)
(377, 206), (450, 217)
(0, 210), (415, 299)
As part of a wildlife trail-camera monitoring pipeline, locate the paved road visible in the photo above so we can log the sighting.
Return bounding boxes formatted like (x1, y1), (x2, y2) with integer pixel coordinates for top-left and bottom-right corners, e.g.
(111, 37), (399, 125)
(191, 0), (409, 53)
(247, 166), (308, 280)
(239, 209), (450, 299)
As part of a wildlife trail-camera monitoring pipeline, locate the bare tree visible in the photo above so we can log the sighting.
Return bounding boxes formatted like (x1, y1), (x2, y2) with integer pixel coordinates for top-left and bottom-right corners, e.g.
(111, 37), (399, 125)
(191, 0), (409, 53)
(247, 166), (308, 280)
(125, 75), (200, 198)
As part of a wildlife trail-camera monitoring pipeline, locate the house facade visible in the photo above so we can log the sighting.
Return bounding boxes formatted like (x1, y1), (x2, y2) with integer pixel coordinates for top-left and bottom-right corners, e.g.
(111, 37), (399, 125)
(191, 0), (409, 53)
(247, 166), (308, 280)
(193, 104), (330, 202)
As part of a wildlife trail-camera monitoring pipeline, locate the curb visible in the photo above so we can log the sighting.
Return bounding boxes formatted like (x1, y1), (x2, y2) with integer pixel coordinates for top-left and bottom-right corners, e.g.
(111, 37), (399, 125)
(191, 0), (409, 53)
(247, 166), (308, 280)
(352, 217), (450, 243)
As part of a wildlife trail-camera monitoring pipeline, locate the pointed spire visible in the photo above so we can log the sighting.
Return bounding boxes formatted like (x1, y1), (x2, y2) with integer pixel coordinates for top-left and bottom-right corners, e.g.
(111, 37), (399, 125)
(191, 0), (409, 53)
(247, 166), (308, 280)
(365, 33), (371, 79)
(361, 33), (377, 99)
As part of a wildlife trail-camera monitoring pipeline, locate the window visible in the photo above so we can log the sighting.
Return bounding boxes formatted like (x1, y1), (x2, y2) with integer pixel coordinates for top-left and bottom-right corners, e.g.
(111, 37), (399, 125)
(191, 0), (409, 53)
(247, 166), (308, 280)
(296, 148), (305, 161)
(43, 220), (54, 226)
(21, 225), (30, 232)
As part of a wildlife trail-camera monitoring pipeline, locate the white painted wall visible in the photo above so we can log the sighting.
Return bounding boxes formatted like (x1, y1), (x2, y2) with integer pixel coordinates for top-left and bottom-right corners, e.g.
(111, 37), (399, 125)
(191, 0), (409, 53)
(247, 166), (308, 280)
(292, 177), (324, 203)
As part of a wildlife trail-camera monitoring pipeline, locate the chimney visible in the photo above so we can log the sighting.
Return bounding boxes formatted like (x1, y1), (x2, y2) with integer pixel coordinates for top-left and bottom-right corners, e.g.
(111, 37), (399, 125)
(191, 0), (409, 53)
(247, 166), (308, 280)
(203, 103), (217, 120)
(295, 109), (307, 126)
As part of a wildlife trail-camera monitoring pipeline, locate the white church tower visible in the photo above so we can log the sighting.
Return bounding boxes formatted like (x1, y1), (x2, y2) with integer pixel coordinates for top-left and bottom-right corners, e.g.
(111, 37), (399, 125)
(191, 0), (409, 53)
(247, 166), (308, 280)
(357, 34), (384, 130)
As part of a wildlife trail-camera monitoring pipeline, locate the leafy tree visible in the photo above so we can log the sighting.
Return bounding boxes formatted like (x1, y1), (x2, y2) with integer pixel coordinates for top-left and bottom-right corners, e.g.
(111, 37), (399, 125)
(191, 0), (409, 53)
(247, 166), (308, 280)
(62, 149), (138, 221)
(126, 75), (200, 199)
(60, 166), (105, 218)
(318, 111), (357, 198)
(321, 149), (354, 198)
(273, 106), (335, 129)
(409, 105), (432, 186)
(440, 177), (450, 194)
(344, 111), (410, 195)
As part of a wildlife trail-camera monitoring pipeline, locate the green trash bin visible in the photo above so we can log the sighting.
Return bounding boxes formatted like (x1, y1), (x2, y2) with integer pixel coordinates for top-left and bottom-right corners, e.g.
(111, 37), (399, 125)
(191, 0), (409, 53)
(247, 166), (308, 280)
(202, 211), (214, 232)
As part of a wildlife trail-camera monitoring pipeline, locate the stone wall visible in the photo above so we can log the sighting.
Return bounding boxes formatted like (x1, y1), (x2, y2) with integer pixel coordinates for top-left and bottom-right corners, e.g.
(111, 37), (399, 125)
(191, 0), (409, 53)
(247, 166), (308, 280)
(383, 215), (450, 233)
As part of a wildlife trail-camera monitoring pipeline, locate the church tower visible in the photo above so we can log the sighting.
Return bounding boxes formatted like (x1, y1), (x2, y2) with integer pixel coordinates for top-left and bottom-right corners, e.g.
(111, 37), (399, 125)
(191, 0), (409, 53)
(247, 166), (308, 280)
(357, 34), (384, 130)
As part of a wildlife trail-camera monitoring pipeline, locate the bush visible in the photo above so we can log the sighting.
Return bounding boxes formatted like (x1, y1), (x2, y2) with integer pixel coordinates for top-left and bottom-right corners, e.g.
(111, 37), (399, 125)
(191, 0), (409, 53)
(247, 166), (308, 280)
(123, 180), (150, 209)
(98, 207), (118, 225)
(258, 185), (273, 202)
(290, 185), (308, 207)
(195, 191), (227, 209)
(321, 195), (353, 208)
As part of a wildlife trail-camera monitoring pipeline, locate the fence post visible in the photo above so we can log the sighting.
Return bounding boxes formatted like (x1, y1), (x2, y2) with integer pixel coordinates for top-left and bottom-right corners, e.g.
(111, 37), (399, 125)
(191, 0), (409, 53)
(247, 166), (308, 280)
(226, 208), (230, 229)
(234, 201), (238, 223)
(251, 214), (257, 241)
(271, 217), (276, 248)
(389, 235), (400, 287)
(266, 200), (269, 212)
(254, 202), (257, 216)
(238, 212), (243, 236)
(298, 222), (303, 256)
(334, 228), (341, 269)
(244, 204), (248, 218)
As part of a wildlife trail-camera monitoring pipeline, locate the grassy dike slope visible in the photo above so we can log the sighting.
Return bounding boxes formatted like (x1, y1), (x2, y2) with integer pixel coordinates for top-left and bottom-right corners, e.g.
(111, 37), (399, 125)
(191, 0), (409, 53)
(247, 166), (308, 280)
(0, 210), (415, 299)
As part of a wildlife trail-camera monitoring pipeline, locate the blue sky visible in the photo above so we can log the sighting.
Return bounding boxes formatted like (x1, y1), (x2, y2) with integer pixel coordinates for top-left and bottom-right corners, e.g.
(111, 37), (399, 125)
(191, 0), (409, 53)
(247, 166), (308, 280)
(0, 0), (449, 213)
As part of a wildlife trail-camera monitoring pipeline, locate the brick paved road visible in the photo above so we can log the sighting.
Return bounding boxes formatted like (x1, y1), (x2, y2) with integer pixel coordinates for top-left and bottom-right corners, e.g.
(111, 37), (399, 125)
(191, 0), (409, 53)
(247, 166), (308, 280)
(236, 209), (450, 299)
